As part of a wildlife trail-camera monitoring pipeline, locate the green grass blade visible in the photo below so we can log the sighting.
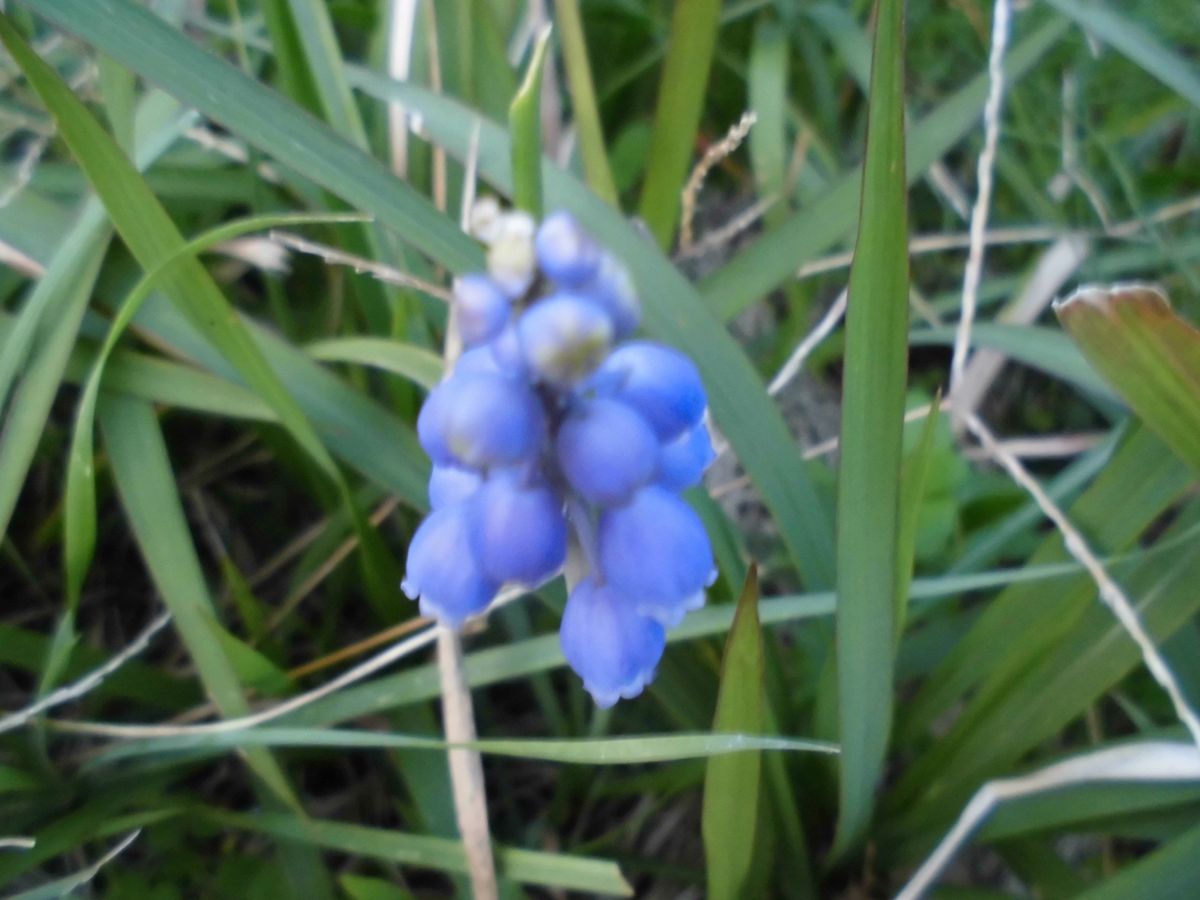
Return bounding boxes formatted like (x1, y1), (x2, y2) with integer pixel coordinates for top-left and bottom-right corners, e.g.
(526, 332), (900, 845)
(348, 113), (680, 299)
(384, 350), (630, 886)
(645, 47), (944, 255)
(0, 93), (188, 540)
(636, 0), (721, 248)
(1076, 819), (1200, 899)
(64, 211), (360, 611)
(703, 567), (768, 899)
(509, 25), (552, 217)
(204, 809), (633, 896)
(1055, 285), (1200, 471)
(1045, 0), (1200, 110)
(748, 19), (788, 216)
(282, 0), (369, 145)
(0, 16), (402, 615)
(96, 393), (298, 807)
(552, 0), (618, 204)
(19, 0), (479, 273)
(831, 0), (909, 859)
(88, 728), (836, 769)
(305, 337), (445, 390)
(0, 16), (336, 483)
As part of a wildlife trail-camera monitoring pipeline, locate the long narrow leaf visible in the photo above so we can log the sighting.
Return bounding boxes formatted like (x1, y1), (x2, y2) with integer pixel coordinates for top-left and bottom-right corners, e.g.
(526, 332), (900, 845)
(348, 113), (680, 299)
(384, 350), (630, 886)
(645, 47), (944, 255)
(832, 0), (909, 858)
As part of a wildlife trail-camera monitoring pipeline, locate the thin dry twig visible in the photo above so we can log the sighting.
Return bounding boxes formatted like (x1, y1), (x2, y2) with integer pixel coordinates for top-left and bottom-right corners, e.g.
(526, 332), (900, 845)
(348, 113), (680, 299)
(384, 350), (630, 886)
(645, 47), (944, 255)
(961, 410), (1200, 750)
(47, 588), (525, 740)
(767, 288), (849, 397)
(269, 230), (453, 302)
(949, 0), (1012, 397)
(0, 837), (36, 850)
(679, 112), (757, 251)
(0, 132), (50, 209)
(386, 0), (420, 178)
(264, 495), (403, 633)
(795, 193), (1200, 280)
(438, 627), (499, 900)
(0, 611), (173, 735)
(897, 742), (1200, 900)
(0, 238), (45, 277)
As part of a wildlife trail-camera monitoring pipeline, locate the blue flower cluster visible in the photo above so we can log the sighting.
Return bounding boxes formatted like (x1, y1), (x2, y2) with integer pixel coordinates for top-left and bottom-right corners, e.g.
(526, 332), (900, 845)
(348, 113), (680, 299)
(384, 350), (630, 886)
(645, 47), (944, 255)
(403, 208), (717, 707)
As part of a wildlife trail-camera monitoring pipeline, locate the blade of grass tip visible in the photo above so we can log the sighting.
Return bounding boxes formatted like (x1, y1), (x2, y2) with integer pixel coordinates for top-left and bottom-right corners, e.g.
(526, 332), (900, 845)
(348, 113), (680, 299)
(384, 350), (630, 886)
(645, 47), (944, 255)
(0, 16), (401, 617)
(895, 394), (942, 636)
(637, 0), (722, 248)
(551, 0), (618, 205)
(831, 0), (909, 862)
(64, 211), (364, 614)
(509, 24), (553, 217)
(704, 566), (769, 900)
(305, 337), (445, 391)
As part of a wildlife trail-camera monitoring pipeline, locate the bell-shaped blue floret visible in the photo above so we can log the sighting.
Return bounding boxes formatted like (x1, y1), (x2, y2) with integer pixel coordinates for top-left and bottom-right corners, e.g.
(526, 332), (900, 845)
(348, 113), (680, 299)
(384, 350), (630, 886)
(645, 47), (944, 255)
(598, 486), (716, 626)
(656, 422), (716, 491)
(535, 211), (601, 286)
(418, 373), (545, 469)
(556, 398), (657, 506)
(595, 342), (706, 440)
(455, 343), (505, 377)
(518, 294), (614, 386)
(468, 474), (567, 586)
(560, 577), (666, 708)
(402, 503), (499, 625)
(578, 255), (641, 338)
(428, 465), (483, 509)
(454, 274), (510, 347)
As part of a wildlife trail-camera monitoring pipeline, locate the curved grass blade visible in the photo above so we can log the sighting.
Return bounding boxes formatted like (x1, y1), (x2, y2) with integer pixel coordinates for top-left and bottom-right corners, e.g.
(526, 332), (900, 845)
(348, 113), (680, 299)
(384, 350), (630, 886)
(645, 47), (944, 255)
(0, 94), (189, 539)
(0, 17), (402, 614)
(305, 337), (444, 390)
(831, 0), (909, 860)
(64, 211), (362, 612)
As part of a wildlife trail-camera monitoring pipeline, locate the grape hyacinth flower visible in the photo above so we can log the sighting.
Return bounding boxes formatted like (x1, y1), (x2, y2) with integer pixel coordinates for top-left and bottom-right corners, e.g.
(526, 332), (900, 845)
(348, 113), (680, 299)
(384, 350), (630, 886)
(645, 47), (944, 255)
(403, 205), (717, 707)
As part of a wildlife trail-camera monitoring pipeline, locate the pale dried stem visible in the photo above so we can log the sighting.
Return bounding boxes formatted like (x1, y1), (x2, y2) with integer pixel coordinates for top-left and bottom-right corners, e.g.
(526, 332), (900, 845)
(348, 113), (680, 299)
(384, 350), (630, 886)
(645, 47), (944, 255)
(184, 126), (281, 183)
(897, 743), (1200, 900)
(423, 0), (447, 213)
(960, 410), (1200, 750)
(0, 239), (45, 277)
(678, 112), (757, 251)
(269, 231), (452, 302)
(386, 0), (419, 177)
(0, 611), (173, 735)
(47, 589), (524, 739)
(0, 132), (49, 209)
(793, 193), (1200, 280)
(0, 836), (36, 850)
(437, 628), (499, 900)
(949, 0), (1011, 397)
(263, 495), (404, 633)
